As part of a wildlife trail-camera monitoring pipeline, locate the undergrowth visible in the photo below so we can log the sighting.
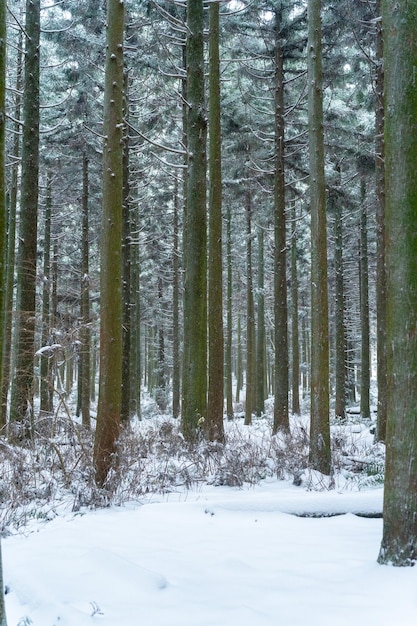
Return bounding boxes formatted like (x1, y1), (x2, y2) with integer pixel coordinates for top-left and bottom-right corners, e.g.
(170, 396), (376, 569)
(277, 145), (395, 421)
(0, 409), (384, 533)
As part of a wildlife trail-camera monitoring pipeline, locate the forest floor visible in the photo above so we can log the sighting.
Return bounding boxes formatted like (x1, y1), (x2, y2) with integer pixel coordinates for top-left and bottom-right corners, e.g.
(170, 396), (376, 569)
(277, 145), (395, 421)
(1, 397), (417, 625)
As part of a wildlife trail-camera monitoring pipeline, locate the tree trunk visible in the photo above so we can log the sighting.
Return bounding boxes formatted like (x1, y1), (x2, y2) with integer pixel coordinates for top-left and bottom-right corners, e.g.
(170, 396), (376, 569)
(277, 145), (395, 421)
(378, 0), (417, 566)
(39, 173), (53, 415)
(273, 12), (289, 433)
(80, 152), (91, 428)
(0, 0), (5, 432)
(375, 0), (387, 442)
(206, 0), (224, 442)
(256, 227), (265, 417)
(172, 179), (180, 419)
(333, 192), (346, 420)
(307, 0), (331, 475)
(182, 0), (207, 440)
(121, 71), (131, 423)
(359, 179), (370, 419)
(244, 193), (255, 426)
(225, 203), (234, 420)
(93, 0), (125, 486)
(9, 0), (41, 438)
(291, 204), (300, 415)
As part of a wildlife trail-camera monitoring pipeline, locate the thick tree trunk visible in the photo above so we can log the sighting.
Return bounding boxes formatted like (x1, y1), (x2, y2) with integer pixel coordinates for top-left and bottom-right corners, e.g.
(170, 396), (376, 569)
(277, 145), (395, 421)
(378, 0), (417, 566)
(9, 0), (41, 438)
(182, 0), (207, 440)
(94, 0), (125, 486)
(307, 0), (331, 475)
(206, 0), (224, 442)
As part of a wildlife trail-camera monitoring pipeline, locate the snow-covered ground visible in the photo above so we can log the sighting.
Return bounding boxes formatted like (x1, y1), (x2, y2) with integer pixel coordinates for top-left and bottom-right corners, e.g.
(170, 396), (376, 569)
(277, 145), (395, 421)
(3, 478), (417, 626)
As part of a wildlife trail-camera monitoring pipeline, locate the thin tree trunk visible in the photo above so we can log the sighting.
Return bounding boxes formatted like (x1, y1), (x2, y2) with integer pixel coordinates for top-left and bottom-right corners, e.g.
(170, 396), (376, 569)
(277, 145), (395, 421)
(244, 193), (255, 426)
(359, 179), (370, 419)
(39, 173), (53, 415)
(80, 152), (91, 428)
(1, 31), (22, 427)
(273, 10), (289, 433)
(172, 178), (180, 419)
(225, 203), (234, 420)
(256, 227), (265, 417)
(291, 204), (300, 415)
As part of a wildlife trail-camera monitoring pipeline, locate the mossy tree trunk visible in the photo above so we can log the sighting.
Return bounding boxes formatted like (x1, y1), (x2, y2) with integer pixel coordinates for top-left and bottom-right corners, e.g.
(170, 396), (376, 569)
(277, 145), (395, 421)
(9, 0), (41, 438)
(307, 0), (331, 475)
(206, 0), (224, 442)
(172, 179), (180, 419)
(182, 0), (207, 440)
(378, 0), (417, 566)
(93, 0), (125, 486)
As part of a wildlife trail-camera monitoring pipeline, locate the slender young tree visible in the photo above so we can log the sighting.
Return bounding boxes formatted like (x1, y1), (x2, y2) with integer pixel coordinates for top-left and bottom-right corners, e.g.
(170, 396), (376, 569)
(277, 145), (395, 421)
(206, 0), (224, 442)
(182, 0), (207, 440)
(39, 173), (53, 415)
(9, 0), (41, 436)
(93, 0), (125, 486)
(307, 0), (331, 474)
(378, 0), (417, 566)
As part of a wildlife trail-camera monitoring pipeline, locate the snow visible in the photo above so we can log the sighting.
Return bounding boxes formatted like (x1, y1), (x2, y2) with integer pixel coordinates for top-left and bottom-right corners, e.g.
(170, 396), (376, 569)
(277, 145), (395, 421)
(3, 479), (417, 626)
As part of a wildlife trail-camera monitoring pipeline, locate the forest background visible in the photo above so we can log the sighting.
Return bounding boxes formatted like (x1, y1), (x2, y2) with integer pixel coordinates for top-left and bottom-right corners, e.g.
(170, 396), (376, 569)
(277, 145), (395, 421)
(0, 2), (417, 619)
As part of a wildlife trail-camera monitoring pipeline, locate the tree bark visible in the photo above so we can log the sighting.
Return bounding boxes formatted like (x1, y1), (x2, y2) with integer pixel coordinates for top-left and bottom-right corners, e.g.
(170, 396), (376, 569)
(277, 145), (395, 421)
(307, 0), (331, 474)
(206, 0), (224, 442)
(378, 0), (417, 566)
(273, 12), (289, 433)
(182, 0), (207, 440)
(9, 0), (41, 438)
(94, 0), (125, 486)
